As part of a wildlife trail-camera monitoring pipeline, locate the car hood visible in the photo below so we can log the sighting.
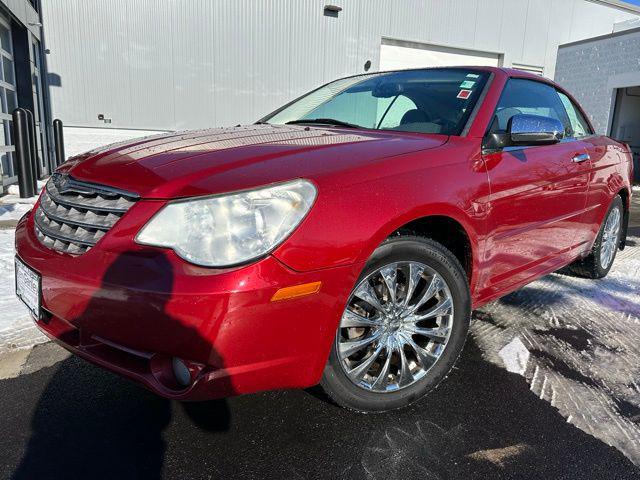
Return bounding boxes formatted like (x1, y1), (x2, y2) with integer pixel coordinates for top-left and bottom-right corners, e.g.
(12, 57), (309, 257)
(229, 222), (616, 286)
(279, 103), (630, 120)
(59, 124), (448, 199)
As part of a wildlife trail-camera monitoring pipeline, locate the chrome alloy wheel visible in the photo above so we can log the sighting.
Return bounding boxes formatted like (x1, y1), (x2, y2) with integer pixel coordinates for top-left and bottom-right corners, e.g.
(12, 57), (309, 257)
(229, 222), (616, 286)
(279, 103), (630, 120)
(336, 262), (454, 392)
(600, 207), (621, 269)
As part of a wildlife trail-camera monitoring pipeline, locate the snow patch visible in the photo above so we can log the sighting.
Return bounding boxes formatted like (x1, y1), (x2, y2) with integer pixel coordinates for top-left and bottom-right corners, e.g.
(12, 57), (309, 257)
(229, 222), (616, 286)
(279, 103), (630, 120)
(0, 203), (32, 221)
(498, 337), (530, 375)
(1, 181), (45, 208)
(0, 230), (46, 352)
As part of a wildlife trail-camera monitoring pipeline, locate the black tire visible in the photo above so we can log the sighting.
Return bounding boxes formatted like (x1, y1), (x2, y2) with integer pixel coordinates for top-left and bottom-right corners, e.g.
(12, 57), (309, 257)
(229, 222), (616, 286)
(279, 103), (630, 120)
(563, 196), (624, 279)
(320, 236), (471, 412)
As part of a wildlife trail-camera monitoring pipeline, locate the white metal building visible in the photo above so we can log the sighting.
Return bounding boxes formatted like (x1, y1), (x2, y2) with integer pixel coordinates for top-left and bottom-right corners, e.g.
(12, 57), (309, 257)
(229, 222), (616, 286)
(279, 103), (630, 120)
(39, 0), (640, 155)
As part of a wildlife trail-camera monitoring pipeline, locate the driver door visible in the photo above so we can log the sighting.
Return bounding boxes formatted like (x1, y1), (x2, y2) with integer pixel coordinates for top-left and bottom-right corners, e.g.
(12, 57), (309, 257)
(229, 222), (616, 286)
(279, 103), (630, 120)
(480, 79), (589, 296)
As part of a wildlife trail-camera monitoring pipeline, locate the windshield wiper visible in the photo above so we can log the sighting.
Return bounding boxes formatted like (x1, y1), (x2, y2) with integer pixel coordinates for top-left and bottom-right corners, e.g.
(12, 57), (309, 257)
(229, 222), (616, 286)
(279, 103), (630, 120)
(286, 118), (360, 129)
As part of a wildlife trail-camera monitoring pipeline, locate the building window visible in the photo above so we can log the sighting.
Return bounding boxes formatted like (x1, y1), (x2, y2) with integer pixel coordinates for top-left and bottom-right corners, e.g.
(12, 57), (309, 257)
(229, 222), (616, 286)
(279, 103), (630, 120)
(0, 13), (17, 189)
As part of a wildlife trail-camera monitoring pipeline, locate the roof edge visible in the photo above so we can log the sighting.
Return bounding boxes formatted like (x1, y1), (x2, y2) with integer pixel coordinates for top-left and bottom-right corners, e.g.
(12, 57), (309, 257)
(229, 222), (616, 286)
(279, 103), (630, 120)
(587, 0), (640, 15)
(559, 25), (640, 48)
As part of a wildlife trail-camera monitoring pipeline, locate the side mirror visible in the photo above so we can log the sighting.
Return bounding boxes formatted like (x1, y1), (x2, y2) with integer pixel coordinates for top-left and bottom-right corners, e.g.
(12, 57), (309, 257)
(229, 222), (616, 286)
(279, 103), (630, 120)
(508, 114), (564, 146)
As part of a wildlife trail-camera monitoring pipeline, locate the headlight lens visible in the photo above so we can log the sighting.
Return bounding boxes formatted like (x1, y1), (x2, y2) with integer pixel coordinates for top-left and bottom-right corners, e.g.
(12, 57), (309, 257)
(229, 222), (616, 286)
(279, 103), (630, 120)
(136, 179), (316, 267)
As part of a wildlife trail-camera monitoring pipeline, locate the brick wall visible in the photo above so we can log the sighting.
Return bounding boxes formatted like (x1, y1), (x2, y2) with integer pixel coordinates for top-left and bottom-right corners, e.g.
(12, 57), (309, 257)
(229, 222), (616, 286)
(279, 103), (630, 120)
(555, 29), (640, 135)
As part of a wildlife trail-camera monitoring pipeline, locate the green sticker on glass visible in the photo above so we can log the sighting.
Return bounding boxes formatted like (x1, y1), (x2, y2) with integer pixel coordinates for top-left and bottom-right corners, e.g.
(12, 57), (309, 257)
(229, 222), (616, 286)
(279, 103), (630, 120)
(459, 80), (476, 89)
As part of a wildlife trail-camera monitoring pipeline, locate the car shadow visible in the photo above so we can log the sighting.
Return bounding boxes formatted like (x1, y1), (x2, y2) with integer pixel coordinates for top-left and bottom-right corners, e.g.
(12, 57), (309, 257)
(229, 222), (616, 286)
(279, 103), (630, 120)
(11, 250), (234, 480)
(497, 284), (568, 308)
(4, 333), (639, 478)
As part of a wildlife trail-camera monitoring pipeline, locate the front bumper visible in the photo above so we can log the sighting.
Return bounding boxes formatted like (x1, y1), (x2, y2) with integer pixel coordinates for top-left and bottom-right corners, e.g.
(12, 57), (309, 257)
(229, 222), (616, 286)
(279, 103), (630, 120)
(15, 204), (361, 400)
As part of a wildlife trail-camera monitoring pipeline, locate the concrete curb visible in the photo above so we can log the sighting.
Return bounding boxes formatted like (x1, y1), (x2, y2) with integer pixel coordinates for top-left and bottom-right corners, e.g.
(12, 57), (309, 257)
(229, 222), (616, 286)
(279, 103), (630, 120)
(0, 342), (69, 380)
(0, 220), (19, 230)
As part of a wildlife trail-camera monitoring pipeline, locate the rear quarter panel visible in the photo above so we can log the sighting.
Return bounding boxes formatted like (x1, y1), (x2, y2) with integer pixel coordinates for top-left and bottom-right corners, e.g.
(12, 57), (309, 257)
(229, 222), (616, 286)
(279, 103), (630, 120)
(580, 136), (632, 253)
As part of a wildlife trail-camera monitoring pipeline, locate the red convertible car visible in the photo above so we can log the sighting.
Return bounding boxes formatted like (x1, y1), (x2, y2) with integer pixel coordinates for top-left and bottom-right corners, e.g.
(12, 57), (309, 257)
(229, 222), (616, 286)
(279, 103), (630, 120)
(15, 67), (633, 412)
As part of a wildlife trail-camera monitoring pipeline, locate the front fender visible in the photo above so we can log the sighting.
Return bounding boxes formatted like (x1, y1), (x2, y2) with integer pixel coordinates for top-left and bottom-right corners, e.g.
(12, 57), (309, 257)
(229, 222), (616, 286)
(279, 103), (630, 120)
(355, 201), (482, 267)
(272, 141), (489, 283)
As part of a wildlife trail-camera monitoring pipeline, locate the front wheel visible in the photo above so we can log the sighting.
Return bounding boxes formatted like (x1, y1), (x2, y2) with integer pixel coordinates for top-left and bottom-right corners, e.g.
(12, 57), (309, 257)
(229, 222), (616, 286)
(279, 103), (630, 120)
(320, 236), (471, 412)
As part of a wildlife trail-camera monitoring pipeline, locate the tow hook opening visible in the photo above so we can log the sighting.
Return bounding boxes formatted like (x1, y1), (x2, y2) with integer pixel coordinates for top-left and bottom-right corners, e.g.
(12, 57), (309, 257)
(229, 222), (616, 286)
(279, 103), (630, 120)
(150, 355), (204, 391)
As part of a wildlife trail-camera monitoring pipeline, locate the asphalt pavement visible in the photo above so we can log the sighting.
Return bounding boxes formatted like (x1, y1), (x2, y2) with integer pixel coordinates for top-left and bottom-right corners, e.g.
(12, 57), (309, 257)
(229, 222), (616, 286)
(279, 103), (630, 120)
(0, 191), (639, 480)
(0, 339), (638, 480)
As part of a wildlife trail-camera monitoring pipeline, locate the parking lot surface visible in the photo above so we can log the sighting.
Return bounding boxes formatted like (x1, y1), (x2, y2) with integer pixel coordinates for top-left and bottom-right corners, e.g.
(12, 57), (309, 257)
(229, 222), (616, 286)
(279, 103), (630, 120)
(0, 338), (638, 480)
(0, 191), (638, 480)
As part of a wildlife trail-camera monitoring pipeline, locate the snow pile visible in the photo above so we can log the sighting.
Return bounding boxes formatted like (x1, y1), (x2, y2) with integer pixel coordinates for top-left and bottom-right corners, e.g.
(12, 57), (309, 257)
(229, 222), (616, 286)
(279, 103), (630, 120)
(0, 181), (45, 219)
(498, 337), (530, 375)
(472, 236), (640, 465)
(0, 230), (46, 351)
(0, 203), (32, 222)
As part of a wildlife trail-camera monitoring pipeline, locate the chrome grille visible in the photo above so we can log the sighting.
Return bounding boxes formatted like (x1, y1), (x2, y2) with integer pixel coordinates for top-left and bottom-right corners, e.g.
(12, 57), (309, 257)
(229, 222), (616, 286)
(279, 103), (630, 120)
(35, 174), (139, 255)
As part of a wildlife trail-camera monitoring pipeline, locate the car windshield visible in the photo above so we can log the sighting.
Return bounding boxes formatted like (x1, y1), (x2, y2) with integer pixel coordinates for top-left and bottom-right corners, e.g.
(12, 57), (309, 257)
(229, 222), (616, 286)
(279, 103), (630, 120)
(262, 68), (490, 136)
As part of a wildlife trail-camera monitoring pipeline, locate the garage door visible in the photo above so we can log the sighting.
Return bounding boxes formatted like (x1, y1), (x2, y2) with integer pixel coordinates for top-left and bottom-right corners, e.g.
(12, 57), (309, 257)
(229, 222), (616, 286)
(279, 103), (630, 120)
(380, 39), (501, 71)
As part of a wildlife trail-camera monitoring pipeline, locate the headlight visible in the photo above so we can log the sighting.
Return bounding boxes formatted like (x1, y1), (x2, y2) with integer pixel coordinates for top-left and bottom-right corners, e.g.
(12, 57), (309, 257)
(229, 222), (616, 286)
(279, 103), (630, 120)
(135, 179), (317, 267)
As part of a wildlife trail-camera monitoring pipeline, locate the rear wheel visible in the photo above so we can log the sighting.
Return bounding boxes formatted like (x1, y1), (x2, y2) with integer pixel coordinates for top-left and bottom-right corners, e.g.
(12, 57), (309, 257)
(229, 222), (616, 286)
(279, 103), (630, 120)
(564, 195), (623, 279)
(320, 236), (471, 412)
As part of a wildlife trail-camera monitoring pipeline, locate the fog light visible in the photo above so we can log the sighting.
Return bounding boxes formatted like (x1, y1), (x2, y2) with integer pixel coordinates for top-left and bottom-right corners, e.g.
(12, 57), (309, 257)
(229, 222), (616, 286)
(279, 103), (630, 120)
(172, 358), (191, 387)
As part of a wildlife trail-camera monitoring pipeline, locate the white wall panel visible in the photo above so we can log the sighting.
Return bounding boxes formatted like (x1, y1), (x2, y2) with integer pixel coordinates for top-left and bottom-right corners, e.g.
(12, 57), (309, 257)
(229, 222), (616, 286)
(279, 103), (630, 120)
(322, 0), (361, 84)
(211, 1), (255, 126)
(172, 0), (216, 130)
(386, 0), (432, 44)
(287, 0), (326, 101)
(126, 0), (176, 130)
(474, 0), (505, 52)
(521, 0), (552, 68)
(544, 0), (578, 79)
(41, 0), (639, 131)
(356, 0), (392, 74)
(45, 1), (88, 126)
(498, 0), (529, 67)
(444, 0), (480, 47)
(251, 0), (294, 120)
(85, 0), (133, 128)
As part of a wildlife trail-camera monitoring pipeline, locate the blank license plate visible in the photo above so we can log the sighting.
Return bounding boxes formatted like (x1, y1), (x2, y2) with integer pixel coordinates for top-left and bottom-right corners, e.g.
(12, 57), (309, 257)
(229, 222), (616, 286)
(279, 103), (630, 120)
(15, 257), (41, 318)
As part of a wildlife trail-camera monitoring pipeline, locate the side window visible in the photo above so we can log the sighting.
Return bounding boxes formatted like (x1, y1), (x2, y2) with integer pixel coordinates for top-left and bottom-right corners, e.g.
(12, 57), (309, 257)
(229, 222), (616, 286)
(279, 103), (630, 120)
(557, 91), (592, 138)
(377, 95), (418, 129)
(488, 79), (571, 136)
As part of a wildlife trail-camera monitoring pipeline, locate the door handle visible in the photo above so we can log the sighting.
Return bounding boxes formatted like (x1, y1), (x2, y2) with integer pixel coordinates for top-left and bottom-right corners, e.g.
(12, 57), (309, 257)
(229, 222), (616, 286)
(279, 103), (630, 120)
(572, 153), (590, 163)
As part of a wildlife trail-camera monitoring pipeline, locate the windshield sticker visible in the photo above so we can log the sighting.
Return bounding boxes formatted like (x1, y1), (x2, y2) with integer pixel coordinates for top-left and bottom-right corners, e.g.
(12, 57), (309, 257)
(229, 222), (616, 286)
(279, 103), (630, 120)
(459, 80), (476, 89)
(457, 89), (472, 100)
(466, 73), (480, 79)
